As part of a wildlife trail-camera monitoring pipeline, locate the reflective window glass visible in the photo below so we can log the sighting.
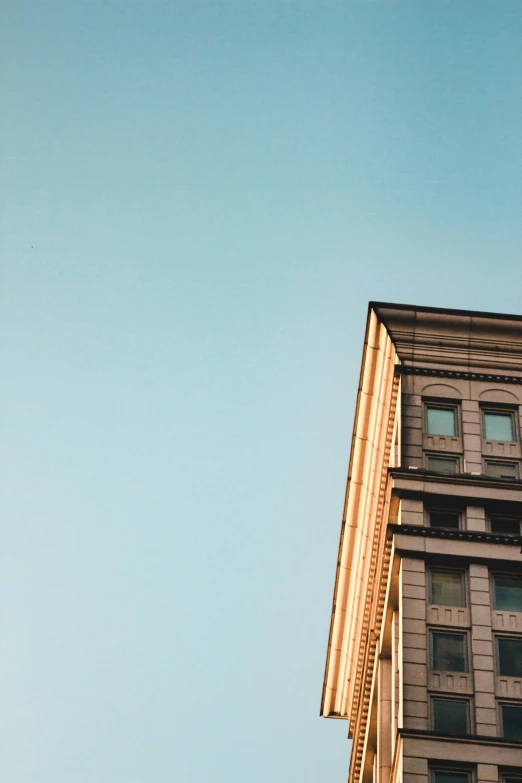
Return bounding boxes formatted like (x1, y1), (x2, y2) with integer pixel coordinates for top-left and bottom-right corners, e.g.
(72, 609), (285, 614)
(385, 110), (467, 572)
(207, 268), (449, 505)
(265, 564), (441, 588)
(433, 774), (470, 783)
(484, 412), (514, 441)
(432, 632), (467, 672)
(501, 704), (522, 740)
(431, 571), (464, 607)
(427, 407), (457, 436)
(432, 699), (468, 735)
(485, 461), (519, 479)
(498, 638), (522, 677)
(494, 574), (522, 612)
(429, 511), (460, 530)
(427, 456), (459, 474)
(491, 517), (521, 535)
(433, 776), (470, 783)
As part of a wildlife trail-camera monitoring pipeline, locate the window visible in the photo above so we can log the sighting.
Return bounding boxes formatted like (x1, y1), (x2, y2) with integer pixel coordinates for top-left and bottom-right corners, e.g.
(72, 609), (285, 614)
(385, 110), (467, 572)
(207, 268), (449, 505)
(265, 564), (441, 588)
(501, 776), (522, 783)
(501, 703), (522, 740)
(490, 516), (521, 536)
(494, 574), (522, 612)
(483, 410), (515, 442)
(485, 461), (519, 479)
(432, 698), (469, 734)
(427, 405), (457, 436)
(431, 631), (467, 672)
(431, 769), (471, 783)
(427, 455), (459, 474)
(430, 570), (465, 607)
(498, 638), (522, 677)
(429, 510), (461, 530)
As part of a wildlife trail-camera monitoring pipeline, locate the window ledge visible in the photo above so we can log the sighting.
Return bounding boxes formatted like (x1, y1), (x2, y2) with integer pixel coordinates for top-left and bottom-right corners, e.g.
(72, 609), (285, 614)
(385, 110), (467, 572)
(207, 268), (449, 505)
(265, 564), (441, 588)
(390, 467), (522, 487)
(398, 727), (522, 747)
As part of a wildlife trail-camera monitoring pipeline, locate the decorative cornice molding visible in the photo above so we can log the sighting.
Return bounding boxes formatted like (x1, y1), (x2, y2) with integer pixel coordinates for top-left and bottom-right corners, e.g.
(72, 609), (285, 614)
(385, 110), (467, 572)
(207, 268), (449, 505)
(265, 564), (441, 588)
(322, 312), (399, 730)
(349, 536), (393, 782)
(387, 522), (522, 548)
(372, 304), (522, 372)
(348, 375), (399, 783)
(399, 365), (522, 384)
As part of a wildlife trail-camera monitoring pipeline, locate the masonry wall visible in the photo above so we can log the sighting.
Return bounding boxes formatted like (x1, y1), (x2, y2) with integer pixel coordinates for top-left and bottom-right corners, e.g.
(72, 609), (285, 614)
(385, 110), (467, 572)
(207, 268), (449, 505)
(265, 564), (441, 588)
(401, 375), (522, 474)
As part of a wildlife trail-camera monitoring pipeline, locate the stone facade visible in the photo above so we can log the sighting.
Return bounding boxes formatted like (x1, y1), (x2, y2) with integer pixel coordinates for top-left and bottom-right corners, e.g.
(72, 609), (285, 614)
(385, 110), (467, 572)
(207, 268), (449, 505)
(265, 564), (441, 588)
(321, 303), (522, 783)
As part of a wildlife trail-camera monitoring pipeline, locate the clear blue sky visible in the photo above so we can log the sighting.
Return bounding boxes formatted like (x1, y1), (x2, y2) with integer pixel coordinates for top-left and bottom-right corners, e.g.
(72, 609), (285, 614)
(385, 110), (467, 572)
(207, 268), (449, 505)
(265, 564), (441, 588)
(2, 2), (522, 781)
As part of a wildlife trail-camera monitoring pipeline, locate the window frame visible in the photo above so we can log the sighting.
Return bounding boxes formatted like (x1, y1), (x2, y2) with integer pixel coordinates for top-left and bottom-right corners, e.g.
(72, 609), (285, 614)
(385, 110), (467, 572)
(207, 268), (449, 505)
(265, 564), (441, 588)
(488, 514), (522, 536)
(484, 460), (520, 479)
(426, 454), (461, 474)
(425, 402), (459, 437)
(427, 507), (462, 530)
(492, 572), (522, 613)
(429, 568), (466, 608)
(430, 695), (471, 736)
(482, 407), (517, 444)
(499, 702), (522, 740)
(500, 774), (522, 783)
(430, 629), (469, 673)
(429, 765), (473, 783)
(496, 635), (522, 678)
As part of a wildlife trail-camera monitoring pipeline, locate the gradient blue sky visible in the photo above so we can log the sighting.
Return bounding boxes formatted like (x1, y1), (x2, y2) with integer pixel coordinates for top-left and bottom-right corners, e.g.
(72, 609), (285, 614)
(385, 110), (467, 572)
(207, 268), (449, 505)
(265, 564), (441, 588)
(2, 2), (522, 782)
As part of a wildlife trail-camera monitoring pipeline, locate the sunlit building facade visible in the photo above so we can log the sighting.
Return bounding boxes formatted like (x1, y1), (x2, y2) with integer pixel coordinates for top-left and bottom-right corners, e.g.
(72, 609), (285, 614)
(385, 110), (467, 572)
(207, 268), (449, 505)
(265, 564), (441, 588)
(321, 303), (522, 783)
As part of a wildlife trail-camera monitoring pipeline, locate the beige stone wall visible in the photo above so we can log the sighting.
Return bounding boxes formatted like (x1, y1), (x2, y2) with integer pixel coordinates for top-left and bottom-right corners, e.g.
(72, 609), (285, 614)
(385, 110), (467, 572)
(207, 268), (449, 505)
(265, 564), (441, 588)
(398, 545), (522, 723)
(401, 557), (428, 731)
(401, 374), (522, 475)
(402, 734), (522, 782)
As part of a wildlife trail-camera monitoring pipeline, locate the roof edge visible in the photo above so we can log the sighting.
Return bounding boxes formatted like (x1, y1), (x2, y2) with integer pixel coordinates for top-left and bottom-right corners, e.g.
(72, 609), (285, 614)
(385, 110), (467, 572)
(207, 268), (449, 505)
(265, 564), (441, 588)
(369, 301), (522, 323)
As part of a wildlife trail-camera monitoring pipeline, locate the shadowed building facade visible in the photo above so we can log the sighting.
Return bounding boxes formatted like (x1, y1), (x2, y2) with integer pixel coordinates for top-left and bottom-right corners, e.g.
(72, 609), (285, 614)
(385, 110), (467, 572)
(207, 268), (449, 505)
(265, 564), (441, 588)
(321, 303), (522, 783)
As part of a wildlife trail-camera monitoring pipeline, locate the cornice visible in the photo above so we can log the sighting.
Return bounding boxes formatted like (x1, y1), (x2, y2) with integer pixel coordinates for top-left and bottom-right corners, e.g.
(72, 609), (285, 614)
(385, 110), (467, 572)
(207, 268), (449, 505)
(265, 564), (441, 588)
(387, 522), (522, 548)
(370, 301), (522, 324)
(399, 365), (522, 384)
(349, 535), (393, 781)
(348, 375), (399, 783)
(371, 303), (522, 372)
(322, 312), (399, 729)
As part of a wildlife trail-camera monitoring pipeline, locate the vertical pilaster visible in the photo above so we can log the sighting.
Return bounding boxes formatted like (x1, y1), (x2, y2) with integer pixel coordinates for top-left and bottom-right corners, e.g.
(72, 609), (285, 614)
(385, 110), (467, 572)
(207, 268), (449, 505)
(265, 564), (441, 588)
(400, 498), (424, 527)
(466, 505), (486, 532)
(377, 657), (392, 782)
(477, 763), (498, 783)
(469, 564), (496, 736)
(462, 399), (482, 473)
(401, 558), (428, 731)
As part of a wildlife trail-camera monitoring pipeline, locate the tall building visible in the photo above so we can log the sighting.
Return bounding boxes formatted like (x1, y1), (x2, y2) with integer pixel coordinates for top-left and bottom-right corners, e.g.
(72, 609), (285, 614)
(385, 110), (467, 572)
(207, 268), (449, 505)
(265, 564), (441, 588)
(321, 303), (522, 783)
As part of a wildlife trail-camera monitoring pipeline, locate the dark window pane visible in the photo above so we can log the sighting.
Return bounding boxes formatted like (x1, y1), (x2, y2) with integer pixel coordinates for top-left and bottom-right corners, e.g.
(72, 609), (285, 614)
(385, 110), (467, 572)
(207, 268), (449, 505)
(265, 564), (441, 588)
(427, 456), (459, 474)
(484, 412), (514, 441)
(431, 572), (464, 607)
(494, 575), (522, 612)
(433, 773), (470, 783)
(485, 461), (519, 479)
(432, 632), (467, 672)
(498, 638), (522, 677)
(433, 774), (469, 783)
(491, 517), (521, 535)
(502, 704), (522, 739)
(427, 407), (457, 436)
(432, 699), (468, 734)
(429, 511), (460, 529)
